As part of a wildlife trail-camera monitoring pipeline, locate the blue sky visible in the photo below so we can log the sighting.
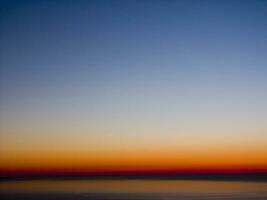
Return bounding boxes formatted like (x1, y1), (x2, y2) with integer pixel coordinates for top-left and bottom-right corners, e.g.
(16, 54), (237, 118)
(1, 0), (267, 168)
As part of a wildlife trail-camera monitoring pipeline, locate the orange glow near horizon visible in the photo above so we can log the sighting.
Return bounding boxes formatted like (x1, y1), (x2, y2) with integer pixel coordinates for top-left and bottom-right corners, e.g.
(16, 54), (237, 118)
(1, 144), (267, 177)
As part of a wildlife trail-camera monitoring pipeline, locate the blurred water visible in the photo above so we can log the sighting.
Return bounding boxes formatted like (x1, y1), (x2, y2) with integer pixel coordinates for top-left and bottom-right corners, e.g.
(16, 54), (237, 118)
(1, 180), (267, 199)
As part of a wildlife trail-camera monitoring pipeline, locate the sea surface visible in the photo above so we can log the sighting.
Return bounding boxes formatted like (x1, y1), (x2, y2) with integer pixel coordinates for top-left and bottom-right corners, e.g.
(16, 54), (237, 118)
(1, 179), (267, 200)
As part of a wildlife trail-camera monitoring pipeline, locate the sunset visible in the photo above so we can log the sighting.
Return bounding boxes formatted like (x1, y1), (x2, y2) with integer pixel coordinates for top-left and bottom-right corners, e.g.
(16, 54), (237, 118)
(1, 0), (267, 199)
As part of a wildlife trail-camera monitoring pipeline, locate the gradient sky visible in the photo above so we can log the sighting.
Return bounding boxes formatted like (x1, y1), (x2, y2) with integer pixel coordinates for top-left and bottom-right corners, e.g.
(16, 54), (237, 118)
(1, 0), (267, 174)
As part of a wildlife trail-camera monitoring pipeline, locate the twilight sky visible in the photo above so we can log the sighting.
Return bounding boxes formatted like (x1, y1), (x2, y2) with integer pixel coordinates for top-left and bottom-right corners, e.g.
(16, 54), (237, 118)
(1, 0), (267, 173)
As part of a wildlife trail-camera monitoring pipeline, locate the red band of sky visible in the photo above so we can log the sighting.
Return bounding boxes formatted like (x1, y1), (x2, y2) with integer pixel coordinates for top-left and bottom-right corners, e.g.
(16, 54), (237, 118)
(1, 167), (267, 178)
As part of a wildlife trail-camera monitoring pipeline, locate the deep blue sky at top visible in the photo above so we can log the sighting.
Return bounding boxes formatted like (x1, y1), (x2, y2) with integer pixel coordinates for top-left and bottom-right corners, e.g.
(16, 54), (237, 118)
(2, 0), (266, 85)
(0, 0), (267, 146)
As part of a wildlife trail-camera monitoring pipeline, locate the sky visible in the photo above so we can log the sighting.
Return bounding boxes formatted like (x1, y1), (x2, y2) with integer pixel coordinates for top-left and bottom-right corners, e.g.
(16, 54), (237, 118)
(1, 0), (267, 175)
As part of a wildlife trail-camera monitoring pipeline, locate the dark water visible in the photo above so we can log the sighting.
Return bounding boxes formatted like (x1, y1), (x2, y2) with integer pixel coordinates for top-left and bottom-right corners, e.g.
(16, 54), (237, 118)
(1, 180), (267, 199)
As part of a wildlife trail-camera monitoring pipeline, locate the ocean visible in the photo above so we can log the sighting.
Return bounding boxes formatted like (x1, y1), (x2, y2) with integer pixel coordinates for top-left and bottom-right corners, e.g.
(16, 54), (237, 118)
(1, 180), (267, 199)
